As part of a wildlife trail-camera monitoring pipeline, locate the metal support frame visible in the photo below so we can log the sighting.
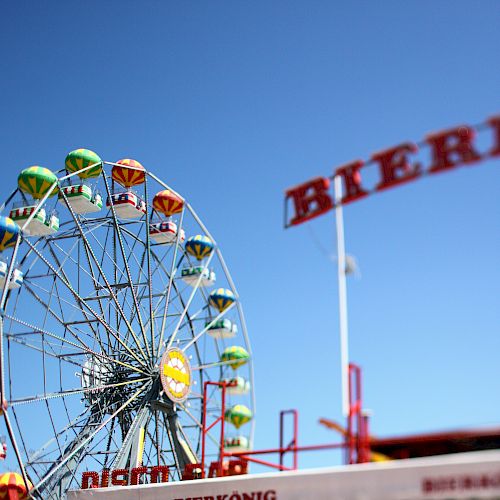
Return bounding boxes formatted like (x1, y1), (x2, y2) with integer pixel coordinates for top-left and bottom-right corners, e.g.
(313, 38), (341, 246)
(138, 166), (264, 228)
(346, 363), (369, 464)
(201, 380), (228, 479)
(279, 409), (298, 471)
(199, 365), (371, 479)
(334, 175), (350, 419)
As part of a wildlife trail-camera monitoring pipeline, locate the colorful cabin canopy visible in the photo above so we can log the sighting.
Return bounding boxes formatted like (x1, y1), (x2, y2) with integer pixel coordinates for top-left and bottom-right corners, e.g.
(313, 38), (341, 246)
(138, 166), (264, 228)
(111, 158), (145, 188)
(209, 288), (235, 312)
(153, 190), (184, 216)
(185, 235), (214, 261)
(0, 217), (20, 251)
(18, 166), (58, 199)
(149, 221), (185, 244)
(0, 472), (32, 500)
(222, 376), (250, 395)
(221, 346), (249, 370)
(206, 318), (238, 339)
(65, 149), (102, 179)
(224, 405), (253, 429)
(59, 184), (102, 214)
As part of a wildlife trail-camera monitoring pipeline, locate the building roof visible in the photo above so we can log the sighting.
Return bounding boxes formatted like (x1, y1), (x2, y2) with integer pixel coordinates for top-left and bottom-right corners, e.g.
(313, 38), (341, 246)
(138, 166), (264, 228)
(370, 427), (500, 459)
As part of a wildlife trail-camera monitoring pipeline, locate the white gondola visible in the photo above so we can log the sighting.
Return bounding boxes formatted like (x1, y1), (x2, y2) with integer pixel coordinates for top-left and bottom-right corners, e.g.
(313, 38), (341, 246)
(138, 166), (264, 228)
(9, 206), (59, 236)
(59, 185), (102, 214)
(222, 376), (250, 396)
(0, 262), (23, 290)
(106, 192), (146, 219)
(181, 266), (216, 287)
(224, 436), (249, 453)
(206, 318), (238, 339)
(149, 221), (185, 244)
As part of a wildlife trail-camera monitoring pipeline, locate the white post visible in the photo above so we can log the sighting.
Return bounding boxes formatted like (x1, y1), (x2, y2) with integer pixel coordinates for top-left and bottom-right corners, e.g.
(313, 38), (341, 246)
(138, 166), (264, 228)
(334, 175), (350, 417)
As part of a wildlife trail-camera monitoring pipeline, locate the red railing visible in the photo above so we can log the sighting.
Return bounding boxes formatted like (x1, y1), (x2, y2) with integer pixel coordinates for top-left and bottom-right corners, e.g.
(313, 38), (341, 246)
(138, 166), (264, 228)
(197, 362), (370, 479)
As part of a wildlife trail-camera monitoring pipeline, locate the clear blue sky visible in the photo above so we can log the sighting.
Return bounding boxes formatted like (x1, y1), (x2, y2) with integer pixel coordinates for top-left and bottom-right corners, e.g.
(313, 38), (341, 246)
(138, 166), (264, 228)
(1, 0), (499, 471)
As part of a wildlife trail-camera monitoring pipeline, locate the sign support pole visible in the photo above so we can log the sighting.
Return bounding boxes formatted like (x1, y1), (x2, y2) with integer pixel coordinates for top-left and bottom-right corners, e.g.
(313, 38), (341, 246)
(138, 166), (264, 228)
(334, 175), (350, 418)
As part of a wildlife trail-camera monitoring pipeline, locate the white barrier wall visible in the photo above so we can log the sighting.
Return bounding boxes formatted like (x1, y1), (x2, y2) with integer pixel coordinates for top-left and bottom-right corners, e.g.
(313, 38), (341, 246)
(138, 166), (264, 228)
(69, 450), (500, 500)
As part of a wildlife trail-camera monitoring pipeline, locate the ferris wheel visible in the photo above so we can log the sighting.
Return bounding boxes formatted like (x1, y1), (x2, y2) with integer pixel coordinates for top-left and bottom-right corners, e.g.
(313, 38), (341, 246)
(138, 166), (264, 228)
(0, 150), (255, 498)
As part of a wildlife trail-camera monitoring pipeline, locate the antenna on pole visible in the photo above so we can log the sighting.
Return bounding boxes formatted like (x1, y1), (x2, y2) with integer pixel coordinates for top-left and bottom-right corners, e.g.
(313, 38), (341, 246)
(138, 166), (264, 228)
(334, 175), (350, 418)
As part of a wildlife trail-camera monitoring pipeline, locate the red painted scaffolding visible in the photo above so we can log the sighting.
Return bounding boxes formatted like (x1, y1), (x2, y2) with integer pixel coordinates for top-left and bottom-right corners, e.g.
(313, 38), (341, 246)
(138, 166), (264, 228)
(194, 363), (370, 479)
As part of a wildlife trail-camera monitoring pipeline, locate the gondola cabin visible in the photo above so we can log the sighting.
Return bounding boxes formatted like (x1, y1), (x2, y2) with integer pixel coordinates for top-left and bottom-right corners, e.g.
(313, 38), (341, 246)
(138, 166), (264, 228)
(0, 262), (23, 290)
(106, 192), (146, 219)
(9, 206), (59, 236)
(206, 318), (238, 339)
(223, 376), (250, 395)
(149, 221), (185, 244)
(181, 266), (216, 287)
(224, 436), (249, 453)
(59, 185), (102, 214)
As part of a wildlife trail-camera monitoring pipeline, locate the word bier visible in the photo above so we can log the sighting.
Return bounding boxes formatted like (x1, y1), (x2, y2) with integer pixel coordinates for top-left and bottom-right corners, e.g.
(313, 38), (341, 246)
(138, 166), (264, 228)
(285, 115), (500, 227)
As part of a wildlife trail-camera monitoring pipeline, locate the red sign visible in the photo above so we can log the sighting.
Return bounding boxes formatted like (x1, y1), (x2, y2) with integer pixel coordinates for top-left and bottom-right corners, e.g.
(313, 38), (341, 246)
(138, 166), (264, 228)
(285, 116), (500, 227)
(81, 465), (169, 489)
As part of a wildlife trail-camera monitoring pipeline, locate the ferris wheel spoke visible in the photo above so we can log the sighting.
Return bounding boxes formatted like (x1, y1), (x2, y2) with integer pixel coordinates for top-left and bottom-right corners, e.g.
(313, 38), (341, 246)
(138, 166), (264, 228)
(4, 314), (148, 376)
(144, 289), (176, 346)
(24, 279), (88, 319)
(100, 174), (152, 362)
(182, 302), (236, 352)
(142, 272), (185, 341)
(42, 240), (112, 352)
(86, 223), (145, 296)
(32, 380), (151, 496)
(192, 357), (246, 372)
(177, 401), (220, 449)
(122, 229), (179, 300)
(127, 212), (155, 357)
(6, 334), (84, 371)
(154, 206), (185, 356)
(58, 189), (150, 363)
(32, 412), (104, 496)
(48, 237), (109, 321)
(88, 223), (138, 296)
(119, 226), (149, 283)
(29, 286), (111, 359)
(24, 406), (92, 467)
(20, 283), (114, 356)
(22, 239), (148, 367)
(114, 240), (150, 334)
(9, 377), (150, 407)
(96, 222), (128, 345)
(166, 250), (215, 351)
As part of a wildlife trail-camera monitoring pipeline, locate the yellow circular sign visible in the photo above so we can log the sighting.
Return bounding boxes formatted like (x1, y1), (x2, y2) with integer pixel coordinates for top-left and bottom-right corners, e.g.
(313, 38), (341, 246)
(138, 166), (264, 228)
(159, 348), (192, 403)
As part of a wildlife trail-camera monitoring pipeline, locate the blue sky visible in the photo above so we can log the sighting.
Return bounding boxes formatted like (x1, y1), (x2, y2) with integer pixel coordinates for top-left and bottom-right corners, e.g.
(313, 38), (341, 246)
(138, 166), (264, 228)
(1, 0), (499, 471)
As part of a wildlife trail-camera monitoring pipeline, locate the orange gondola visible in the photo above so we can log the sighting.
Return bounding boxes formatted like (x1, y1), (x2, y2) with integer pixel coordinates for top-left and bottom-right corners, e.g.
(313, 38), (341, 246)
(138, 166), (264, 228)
(153, 190), (183, 216)
(111, 159), (146, 188)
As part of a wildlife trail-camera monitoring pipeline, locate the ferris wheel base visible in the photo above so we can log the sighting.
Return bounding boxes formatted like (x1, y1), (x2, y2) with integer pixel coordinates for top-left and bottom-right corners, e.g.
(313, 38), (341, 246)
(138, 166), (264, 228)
(68, 450), (500, 500)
